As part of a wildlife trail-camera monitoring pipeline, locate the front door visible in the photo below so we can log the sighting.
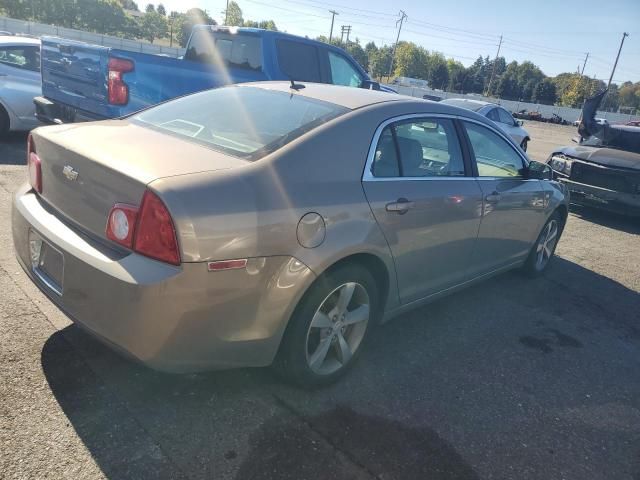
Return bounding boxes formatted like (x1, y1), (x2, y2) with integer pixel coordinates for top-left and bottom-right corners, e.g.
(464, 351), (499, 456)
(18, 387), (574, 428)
(461, 120), (546, 276)
(362, 116), (483, 304)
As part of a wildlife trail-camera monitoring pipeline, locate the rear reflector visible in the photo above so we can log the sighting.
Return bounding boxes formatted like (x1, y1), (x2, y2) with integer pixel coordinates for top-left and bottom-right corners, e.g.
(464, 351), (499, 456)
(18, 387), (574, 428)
(133, 190), (180, 265)
(207, 259), (248, 272)
(106, 204), (139, 248)
(27, 135), (42, 193)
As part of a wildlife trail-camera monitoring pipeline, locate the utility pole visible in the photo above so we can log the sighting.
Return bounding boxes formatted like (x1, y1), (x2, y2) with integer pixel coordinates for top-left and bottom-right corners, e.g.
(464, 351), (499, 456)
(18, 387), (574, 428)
(225, 0), (229, 25)
(581, 52), (589, 75)
(328, 10), (338, 42)
(340, 25), (351, 44)
(608, 32), (629, 89)
(485, 34), (502, 97)
(387, 10), (408, 81)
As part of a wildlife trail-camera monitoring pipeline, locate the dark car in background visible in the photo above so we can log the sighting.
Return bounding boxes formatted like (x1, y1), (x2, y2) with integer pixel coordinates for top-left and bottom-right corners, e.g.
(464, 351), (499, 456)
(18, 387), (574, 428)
(548, 91), (640, 216)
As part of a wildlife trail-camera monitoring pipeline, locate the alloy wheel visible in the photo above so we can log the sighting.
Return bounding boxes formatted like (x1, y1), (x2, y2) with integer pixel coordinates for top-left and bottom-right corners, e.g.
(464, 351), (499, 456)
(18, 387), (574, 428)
(535, 219), (558, 270)
(305, 282), (370, 375)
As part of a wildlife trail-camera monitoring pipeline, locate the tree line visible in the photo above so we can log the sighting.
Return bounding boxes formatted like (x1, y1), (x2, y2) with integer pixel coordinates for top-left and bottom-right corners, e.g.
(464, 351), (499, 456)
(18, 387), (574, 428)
(2, 0), (638, 112)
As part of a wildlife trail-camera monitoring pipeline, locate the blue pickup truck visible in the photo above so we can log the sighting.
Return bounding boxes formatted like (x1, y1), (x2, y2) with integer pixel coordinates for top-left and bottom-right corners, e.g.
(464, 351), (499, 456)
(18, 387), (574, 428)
(34, 26), (388, 123)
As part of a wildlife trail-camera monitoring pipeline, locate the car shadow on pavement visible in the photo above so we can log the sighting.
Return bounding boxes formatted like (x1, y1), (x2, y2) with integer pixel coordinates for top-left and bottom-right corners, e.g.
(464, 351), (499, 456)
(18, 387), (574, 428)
(40, 256), (640, 480)
(0, 132), (29, 165)
(569, 204), (640, 234)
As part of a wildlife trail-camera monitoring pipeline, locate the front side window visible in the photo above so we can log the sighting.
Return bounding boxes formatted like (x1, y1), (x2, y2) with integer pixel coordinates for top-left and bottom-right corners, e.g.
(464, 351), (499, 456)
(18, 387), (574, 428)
(133, 86), (348, 159)
(0, 46), (40, 72)
(371, 118), (466, 178)
(184, 30), (262, 71)
(498, 108), (516, 125)
(276, 40), (321, 82)
(328, 51), (363, 87)
(464, 122), (525, 177)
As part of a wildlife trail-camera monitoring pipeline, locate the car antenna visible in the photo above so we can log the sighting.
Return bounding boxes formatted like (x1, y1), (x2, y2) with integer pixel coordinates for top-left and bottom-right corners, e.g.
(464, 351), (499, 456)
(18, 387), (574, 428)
(289, 78), (305, 91)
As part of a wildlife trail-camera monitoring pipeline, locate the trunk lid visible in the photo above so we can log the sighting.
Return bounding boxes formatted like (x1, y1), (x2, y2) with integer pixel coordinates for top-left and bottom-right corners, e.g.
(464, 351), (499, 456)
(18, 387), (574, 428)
(33, 120), (248, 240)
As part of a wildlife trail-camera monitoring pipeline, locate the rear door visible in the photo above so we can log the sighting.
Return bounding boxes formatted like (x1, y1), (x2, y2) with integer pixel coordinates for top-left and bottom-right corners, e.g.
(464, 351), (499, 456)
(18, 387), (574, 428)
(362, 115), (484, 304)
(461, 120), (546, 276)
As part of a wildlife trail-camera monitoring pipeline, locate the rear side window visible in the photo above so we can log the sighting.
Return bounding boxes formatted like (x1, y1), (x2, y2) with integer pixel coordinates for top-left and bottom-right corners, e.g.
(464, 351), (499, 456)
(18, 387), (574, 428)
(133, 86), (348, 160)
(0, 46), (40, 72)
(276, 40), (321, 82)
(486, 108), (500, 122)
(184, 30), (262, 71)
(371, 118), (466, 178)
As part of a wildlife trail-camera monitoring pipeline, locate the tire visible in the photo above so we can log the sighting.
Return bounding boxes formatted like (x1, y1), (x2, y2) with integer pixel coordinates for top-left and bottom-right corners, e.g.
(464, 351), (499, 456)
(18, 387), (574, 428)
(0, 105), (9, 137)
(523, 212), (561, 276)
(520, 138), (528, 152)
(275, 263), (380, 388)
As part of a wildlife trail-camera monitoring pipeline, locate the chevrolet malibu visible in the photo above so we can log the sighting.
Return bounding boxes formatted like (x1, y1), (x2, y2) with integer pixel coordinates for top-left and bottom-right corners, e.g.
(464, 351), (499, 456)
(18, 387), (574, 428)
(12, 82), (568, 386)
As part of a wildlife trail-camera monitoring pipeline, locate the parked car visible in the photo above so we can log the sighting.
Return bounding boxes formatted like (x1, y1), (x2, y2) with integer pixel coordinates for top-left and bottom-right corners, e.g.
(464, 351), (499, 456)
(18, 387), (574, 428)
(13, 82), (568, 386)
(35, 26), (390, 124)
(626, 120), (640, 127)
(0, 35), (41, 135)
(549, 90), (640, 216)
(440, 98), (531, 151)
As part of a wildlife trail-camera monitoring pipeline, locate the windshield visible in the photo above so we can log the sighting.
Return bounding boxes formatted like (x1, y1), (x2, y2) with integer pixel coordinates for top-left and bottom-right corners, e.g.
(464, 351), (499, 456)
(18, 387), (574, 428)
(133, 86), (349, 160)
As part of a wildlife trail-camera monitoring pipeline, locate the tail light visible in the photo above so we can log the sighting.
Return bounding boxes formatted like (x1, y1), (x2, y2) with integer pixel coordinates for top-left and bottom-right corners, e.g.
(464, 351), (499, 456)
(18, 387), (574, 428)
(107, 57), (134, 105)
(106, 190), (180, 265)
(27, 134), (42, 193)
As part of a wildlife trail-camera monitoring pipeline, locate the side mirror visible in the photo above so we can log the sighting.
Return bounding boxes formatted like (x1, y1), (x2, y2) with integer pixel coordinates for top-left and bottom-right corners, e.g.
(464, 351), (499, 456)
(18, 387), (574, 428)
(516, 120), (524, 127)
(526, 160), (553, 180)
(361, 80), (381, 91)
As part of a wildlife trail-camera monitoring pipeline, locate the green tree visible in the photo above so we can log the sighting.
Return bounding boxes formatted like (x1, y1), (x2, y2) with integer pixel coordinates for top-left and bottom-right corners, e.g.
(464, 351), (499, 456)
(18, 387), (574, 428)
(224, 1), (243, 26)
(393, 42), (428, 80)
(446, 59), (466, 92)
(118, 0), (139, 10)
(345, 39), (368, 71)
(533, 79), (557, 105)
(243, 19), (277, 30)
(145, 3), (154, 13)
(140, 10), (167, 43)
(426, 52), (448, 90)
(177, 8), (216, 47)
(79, 0), (130, 36)
(156, 3), (166, 16)
(369, 46), (392, 80)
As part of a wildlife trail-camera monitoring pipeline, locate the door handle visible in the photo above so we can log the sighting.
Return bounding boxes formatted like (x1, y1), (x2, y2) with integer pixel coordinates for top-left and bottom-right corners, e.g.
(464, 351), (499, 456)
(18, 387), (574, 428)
(385, 198), (414, 214)
(485, 192), (502, 203)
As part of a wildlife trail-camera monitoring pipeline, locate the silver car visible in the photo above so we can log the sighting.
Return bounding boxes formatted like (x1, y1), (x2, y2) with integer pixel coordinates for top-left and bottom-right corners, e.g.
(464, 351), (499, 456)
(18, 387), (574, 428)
(0, 35), (41, 135)
(441, 98), (531, 151)
(12, 82), (568, 386)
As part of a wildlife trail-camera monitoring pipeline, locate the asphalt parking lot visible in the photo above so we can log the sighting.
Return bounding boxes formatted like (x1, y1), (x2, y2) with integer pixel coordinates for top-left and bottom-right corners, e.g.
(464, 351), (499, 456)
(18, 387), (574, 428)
(1, 123), (639, 480)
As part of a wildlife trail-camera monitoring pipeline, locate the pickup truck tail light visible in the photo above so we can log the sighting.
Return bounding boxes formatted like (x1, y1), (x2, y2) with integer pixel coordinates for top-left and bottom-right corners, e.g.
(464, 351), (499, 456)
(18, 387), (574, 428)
(108, 57), (134, 105)
(106, 190), (180, 265)
(27, 134), (42, 194)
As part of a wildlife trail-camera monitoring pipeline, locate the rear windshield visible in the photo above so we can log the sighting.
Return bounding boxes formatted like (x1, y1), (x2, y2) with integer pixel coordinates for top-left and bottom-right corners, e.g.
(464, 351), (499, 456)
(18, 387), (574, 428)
(132, 86), (349, 159)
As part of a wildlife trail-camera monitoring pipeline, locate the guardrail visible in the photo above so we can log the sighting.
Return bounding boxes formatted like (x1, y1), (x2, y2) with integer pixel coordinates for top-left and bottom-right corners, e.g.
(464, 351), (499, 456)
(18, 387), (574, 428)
(0, 16), (186, 57)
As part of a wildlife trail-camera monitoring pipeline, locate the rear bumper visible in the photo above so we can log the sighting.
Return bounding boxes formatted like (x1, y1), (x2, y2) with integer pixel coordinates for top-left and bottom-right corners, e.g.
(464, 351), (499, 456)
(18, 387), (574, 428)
(561, 179), (640, 215)
(34, 96), (105, 124)
(12, 186), (316, 372)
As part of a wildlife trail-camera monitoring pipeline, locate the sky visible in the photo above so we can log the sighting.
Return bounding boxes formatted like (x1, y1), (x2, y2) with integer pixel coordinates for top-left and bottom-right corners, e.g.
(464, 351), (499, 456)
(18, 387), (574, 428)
(153, 0), (640, 83)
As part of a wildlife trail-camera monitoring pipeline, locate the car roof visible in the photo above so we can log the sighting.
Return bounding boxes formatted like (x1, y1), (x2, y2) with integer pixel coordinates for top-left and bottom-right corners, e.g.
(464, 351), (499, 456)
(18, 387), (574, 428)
(440, 98), (496, 112)
(0, 35), (40, 46)
(241, 81), (409, 110)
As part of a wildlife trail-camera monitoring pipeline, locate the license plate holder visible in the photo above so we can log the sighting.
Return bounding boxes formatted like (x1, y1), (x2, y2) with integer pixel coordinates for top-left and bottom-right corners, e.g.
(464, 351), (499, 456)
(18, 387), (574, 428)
(29, 230), (64, 296)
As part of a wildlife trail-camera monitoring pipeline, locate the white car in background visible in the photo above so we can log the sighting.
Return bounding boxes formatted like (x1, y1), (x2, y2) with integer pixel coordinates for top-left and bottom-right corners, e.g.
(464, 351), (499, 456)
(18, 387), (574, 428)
(440, 98), (531, 151)
(0, 35), (41, 135)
